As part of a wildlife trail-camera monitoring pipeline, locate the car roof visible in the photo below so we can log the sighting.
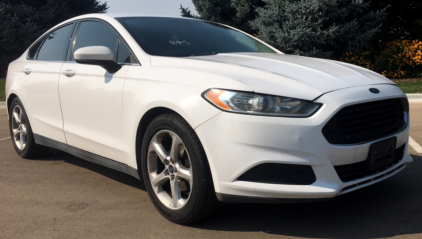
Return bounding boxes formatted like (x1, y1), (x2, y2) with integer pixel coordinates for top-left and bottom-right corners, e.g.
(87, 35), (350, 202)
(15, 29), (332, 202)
(44, 13), (197, 40)
(103, 13), (188, 19)
(49, 13), (199, 31)
(67, 13), (190, 22)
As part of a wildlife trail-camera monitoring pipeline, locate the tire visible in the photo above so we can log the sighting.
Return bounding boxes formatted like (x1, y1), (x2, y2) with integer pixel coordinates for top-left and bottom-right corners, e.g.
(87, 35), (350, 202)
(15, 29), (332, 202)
(8, 98), (48, 159)
(141, 113), (221, 224)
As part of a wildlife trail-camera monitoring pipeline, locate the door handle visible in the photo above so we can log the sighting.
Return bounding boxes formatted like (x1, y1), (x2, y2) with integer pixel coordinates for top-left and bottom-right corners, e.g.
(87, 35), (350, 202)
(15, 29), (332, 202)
(62, 69), (76, 77)
(23, 68), (32, 75)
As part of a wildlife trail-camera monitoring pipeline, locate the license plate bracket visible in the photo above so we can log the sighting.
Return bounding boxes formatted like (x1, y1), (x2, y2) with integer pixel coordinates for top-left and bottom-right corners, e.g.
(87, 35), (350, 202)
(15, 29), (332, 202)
(367, 137), (397, 172)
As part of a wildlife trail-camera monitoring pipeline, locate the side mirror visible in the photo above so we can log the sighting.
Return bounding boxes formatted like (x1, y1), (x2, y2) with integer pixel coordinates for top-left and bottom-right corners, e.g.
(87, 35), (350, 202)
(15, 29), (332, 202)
(74, 46), (122, 73)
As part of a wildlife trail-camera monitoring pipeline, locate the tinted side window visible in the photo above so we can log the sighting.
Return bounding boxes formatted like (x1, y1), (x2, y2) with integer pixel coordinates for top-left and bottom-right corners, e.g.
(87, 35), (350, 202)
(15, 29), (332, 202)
(73, 21), (118, 60)
(28, 37), (45, 60)
(37, 24), (73, 61)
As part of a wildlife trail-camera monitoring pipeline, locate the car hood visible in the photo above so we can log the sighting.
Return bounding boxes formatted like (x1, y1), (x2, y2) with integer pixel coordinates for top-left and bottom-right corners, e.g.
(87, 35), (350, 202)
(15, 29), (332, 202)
(150, 53), (394, 101)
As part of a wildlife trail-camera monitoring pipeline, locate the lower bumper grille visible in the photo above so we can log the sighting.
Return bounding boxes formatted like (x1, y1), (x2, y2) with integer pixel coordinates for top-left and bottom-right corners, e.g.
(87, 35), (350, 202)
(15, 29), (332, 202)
(335, 144), (405, 182)
(237, 163), (316, 185)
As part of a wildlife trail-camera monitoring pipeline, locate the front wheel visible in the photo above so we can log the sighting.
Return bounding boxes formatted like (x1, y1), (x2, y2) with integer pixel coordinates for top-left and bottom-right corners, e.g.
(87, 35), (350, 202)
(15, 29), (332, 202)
(141, 114), (221, 224)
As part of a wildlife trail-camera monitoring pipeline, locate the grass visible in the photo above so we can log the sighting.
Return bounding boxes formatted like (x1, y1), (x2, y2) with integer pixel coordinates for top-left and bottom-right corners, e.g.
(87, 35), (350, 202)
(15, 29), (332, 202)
(396, 81), (422, 94)
(0, 79), (5, 101)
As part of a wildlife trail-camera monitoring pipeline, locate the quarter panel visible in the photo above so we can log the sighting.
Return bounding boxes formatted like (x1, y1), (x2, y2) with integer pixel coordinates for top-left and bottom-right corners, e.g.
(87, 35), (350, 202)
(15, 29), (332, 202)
(5, 61), (23, 110)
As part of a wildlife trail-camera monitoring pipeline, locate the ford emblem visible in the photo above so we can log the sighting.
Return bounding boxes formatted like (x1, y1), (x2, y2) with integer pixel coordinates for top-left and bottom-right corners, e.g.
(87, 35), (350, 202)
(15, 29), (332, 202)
(369, 88), (380, 94)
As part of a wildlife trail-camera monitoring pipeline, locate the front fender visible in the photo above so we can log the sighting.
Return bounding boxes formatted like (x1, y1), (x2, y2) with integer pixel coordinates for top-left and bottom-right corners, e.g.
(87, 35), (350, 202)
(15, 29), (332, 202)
(122, 66), (222, 169)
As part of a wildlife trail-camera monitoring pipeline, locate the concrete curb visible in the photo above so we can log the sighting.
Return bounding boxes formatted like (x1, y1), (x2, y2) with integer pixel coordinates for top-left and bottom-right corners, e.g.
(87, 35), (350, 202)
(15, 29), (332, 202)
(1, 93), (422, 109)
(407, 94), (422, 102)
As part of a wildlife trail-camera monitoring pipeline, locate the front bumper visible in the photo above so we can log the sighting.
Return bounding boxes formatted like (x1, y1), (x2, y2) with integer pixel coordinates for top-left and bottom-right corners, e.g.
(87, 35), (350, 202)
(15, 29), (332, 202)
(195, 84), (413, 202)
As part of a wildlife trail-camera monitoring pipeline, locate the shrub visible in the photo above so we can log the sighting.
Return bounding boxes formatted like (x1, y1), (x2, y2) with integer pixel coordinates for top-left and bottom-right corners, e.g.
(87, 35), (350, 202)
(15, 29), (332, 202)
(375, 40), (422, 78)
(343, 40), (422, 78)
(342, 51), (374, 70)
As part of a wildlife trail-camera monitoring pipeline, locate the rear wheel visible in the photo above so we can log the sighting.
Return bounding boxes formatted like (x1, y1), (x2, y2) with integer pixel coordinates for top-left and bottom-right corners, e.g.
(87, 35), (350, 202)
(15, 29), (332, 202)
(141, 114), (221, 224)
(9, 98), (48, 158)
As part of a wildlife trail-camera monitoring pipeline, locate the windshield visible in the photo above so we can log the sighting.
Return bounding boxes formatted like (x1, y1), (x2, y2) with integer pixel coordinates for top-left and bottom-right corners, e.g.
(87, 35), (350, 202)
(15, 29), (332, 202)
(116, 17), (276, 57)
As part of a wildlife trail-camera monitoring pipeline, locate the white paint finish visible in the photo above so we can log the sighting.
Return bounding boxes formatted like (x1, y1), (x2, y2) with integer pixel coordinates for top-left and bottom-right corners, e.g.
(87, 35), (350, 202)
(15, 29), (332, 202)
(195, 84), (411, 196)
(122, 65), (222, 168)
(3, 62), (22, 112)
(151, 53), (393, 101)
(19, 61), (67, 143)
(409, 136), (422, 154)
(74, 46), (115, 61)
(59, 62), (129, 163)
(5, 14), (414, 201)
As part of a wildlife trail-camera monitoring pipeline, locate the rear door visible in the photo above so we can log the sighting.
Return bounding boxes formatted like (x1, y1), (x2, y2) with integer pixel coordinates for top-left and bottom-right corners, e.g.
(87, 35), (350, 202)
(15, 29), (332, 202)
(20, 23), (75, 143)
(58, 20), (137, 163)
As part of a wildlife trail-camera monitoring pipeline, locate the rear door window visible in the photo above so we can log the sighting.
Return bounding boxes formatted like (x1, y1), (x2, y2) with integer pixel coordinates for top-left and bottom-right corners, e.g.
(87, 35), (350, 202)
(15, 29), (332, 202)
(37, 24), (74, 61)
(27, 37), (45, 60)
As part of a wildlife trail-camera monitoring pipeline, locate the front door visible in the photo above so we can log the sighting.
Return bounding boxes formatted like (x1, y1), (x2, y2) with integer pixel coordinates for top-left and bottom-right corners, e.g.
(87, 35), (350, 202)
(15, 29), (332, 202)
(59, 20), (136, 163)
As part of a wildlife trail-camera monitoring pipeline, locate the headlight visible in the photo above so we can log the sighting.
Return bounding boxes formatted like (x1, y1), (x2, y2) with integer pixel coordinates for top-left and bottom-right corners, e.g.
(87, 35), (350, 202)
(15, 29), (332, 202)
(203, 89), (321, 117)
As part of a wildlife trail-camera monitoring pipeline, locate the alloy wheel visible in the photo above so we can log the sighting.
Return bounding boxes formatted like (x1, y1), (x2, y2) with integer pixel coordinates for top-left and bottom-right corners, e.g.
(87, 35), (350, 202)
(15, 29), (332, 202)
(11, 105), (27, 150)
(147, 130), (193, 210)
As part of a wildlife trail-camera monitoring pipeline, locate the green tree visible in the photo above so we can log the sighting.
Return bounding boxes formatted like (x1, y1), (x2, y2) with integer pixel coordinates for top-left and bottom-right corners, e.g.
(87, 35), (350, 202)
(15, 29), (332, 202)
(250, 0), (385, 59)
(0, 0), (108, 78)
(181, 0), (385, 59)
(180, 0), (264, 33)
(371, 0), (422, 42)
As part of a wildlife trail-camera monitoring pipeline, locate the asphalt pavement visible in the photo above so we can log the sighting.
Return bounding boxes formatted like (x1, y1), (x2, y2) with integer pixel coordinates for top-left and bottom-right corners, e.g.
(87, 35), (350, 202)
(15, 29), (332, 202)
(0, 105), (421, 239)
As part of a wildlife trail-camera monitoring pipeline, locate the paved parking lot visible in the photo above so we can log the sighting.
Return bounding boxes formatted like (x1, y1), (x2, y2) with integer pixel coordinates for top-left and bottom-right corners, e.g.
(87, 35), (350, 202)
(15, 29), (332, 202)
(0, 104), (421, 239)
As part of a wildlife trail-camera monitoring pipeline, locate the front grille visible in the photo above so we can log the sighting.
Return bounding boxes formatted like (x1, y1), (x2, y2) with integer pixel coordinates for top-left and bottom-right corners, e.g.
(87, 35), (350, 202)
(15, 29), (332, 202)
(335, 143), (405, 182)
(322, 98), (407, 145)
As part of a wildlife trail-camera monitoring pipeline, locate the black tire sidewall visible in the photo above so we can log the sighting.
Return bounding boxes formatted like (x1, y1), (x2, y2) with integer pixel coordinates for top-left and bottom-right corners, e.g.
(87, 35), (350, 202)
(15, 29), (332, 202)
(141, 114), (210, 224)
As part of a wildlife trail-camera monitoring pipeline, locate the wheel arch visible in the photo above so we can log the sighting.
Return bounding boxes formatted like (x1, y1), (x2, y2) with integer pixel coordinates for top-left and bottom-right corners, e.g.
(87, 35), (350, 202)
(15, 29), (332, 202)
(134, 107), (215, 185)
(7, 93), (18, 113)
(135, 107), (175, 174)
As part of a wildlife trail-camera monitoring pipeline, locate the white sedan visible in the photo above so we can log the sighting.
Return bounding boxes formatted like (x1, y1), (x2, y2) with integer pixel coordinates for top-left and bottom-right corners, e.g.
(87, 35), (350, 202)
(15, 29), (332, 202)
(5, 14), (412, 224)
